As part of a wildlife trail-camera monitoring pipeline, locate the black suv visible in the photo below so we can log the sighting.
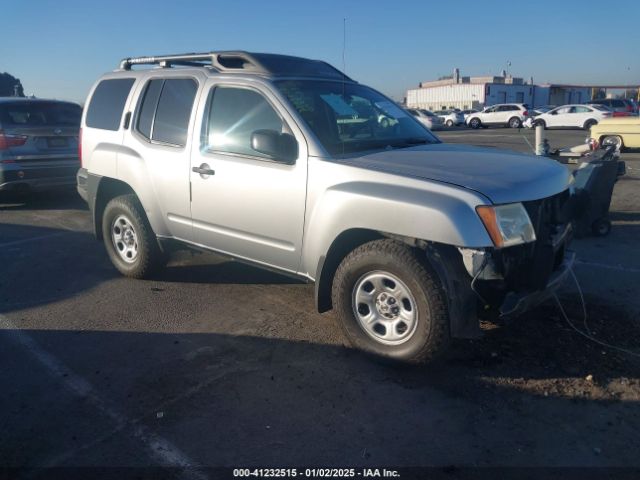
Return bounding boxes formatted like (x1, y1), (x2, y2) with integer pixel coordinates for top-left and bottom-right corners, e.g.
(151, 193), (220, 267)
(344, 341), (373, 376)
(0, 98), (81, 193)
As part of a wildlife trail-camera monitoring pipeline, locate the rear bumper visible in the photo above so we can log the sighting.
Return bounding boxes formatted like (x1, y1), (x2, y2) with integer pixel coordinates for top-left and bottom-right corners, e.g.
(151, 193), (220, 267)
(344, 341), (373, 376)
(0, 163), (79, 191)
(76, 167), (89, 202)
(499, 250), (575, 318)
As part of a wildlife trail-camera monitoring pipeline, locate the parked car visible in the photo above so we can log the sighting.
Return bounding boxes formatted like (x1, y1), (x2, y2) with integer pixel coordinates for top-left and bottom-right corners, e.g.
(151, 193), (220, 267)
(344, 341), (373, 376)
(0, 98), (81, 192)
(461, 109), (479, 121)
(587, 98), (638, 115)
(465, 104), (529, 129)
(589, 116), (640, 150)
(406, 108), (444, 130)
(525, 104), (611, 130)
(77, 50), (574, 364)
(433, 109), (465, 127)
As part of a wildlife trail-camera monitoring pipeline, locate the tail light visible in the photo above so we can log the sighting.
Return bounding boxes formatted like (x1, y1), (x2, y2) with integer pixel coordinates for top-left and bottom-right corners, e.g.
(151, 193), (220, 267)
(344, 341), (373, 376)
(0, 130), (28, 150)
(522, 110), (528, 116)
(78, 128), (83, 167)
(626, 104), (632, 112)
(611, 112), (626, 117)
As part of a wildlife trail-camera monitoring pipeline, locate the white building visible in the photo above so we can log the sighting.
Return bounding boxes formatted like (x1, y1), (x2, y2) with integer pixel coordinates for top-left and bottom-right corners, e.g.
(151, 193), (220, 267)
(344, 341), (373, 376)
(406, 68), (591, 110)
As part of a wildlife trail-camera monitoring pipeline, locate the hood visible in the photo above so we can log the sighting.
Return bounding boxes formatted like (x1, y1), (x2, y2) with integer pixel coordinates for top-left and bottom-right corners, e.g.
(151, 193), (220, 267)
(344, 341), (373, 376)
(340, 143), (572, 204)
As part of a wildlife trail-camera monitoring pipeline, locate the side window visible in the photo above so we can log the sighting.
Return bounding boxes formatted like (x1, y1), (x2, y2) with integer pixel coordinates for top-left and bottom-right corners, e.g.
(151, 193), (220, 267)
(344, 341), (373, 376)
(203, 86), (286, 159)
(574, 106), (590, 113)
(86, 78), (135, 131)
(135, 78), (197, 146)
(136, 79), (163, 139)
(152, 79), (198, 146)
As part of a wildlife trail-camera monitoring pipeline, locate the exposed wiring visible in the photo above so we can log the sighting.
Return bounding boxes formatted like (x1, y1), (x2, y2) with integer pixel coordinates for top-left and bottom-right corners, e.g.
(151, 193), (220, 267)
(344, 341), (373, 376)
(470, 254), (490, 306)
(552, 267), (640, 358)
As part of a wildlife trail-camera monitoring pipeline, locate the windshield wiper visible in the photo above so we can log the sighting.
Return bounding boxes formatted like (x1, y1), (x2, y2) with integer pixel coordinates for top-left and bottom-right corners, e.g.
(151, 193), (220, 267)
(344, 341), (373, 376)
(387, 138), (430, 149)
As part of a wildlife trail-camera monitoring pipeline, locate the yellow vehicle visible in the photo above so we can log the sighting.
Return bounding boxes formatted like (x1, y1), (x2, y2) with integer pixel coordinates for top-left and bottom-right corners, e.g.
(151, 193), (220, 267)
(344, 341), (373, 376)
(589, 116), (640, 150)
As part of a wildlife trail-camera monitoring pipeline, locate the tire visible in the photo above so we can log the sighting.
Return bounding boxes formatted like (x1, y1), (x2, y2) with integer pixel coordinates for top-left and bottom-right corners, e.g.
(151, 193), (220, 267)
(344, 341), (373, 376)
(534, 119), (546, 129)
(331, 239), (450, 364)
(508, 117), (522, 128)
(591, 218), (611, 237)
(469, 118), (481, 129)
(601, 135), (623, 150)
(102, 194), (166, 278)
(583, 119), (597, 130)
(445, 119), (454, 127)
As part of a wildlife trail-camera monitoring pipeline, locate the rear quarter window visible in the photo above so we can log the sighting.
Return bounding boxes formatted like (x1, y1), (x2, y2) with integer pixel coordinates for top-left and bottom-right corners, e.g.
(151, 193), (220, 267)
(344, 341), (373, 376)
(85, 78), (135, 131)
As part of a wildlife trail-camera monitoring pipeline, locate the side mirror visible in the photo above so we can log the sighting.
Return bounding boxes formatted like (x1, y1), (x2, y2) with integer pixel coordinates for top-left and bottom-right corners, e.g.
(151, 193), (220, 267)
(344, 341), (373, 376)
(251, 130), (298, 163)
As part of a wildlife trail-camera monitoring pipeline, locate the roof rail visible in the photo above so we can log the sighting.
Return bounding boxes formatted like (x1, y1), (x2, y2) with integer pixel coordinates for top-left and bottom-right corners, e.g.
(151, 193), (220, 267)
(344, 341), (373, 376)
(118, 51), (269, 73)
(118, 51), (353, 81)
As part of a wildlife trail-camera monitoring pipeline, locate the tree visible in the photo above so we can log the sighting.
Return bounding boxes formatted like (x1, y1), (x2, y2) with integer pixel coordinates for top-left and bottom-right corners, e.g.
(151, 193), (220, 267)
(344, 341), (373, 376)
(0, 72), (25, 97)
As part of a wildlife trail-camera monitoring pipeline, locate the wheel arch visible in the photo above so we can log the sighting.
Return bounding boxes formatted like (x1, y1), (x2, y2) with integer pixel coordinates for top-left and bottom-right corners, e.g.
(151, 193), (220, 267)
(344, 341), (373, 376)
(93, 177), (137, 241)
(315, 228), (384, 313)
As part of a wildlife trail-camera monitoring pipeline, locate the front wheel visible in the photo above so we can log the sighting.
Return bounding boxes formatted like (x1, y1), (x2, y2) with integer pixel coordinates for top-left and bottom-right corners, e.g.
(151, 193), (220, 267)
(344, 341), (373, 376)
(102, 194), (166, 278)
(445, 119), (454, 127)
(469, 118), (481, 129)
(331, 240), (450, 364)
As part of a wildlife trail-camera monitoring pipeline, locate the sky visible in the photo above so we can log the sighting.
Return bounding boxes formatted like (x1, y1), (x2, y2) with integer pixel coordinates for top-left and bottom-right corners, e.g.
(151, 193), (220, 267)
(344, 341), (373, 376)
(2, 0), (639, 104)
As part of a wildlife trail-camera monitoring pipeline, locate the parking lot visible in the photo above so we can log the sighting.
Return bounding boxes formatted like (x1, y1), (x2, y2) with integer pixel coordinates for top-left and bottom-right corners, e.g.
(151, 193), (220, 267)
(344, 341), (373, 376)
(1, 128), (639, 476)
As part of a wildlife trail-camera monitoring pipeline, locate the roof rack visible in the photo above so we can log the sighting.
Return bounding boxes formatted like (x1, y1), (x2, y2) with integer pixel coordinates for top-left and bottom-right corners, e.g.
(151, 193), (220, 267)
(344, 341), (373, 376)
(118, 51), (268, 73)
(118, 51), (353, 81)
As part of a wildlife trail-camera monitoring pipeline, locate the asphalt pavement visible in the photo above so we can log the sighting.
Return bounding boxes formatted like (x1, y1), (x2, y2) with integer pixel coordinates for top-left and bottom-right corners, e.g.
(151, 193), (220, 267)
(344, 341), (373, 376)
(1, 127), (639, 478)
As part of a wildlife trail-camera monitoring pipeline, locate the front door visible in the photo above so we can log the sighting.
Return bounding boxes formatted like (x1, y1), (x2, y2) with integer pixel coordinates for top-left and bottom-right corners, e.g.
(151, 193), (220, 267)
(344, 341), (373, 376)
(189, 82), (308, 274)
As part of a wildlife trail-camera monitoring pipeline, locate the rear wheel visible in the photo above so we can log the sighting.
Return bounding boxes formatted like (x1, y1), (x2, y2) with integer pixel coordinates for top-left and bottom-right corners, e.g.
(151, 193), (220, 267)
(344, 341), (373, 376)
(102, 194), (166, 278)
(508, 116), (522, 128)
(469, 118), (481, 129)
(331, 239), (450, 364)
(534, 119), (546, 129)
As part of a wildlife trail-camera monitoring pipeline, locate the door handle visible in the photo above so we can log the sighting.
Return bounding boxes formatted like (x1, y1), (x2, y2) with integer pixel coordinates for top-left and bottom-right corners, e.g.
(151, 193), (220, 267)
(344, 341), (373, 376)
(192, 164), (215, 176)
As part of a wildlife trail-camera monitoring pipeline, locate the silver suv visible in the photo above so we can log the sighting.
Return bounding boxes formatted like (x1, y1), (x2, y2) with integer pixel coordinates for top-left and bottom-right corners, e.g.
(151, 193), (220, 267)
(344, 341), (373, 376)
(77, 51), (574, 364)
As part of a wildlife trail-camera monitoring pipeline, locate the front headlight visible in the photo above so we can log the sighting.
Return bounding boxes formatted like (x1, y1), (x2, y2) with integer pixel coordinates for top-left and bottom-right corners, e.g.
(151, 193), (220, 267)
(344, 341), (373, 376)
(476, 203), (536, 248)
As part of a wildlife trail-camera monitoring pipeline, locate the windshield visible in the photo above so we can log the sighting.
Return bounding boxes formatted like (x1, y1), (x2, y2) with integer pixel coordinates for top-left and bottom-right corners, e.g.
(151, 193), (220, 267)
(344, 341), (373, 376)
(276, 80), (439, 155)
(420, 109), (435, 117)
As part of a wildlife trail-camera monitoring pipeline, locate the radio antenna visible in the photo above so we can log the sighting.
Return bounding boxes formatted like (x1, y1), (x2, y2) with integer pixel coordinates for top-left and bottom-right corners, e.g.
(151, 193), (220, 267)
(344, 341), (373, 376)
(341, 17), (347, 156)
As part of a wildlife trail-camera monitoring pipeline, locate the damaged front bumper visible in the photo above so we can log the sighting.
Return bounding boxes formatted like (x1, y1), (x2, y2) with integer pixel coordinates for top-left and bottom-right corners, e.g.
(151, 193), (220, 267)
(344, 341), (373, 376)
(458, 219), (574, 320)
(499, 250), (574, 318)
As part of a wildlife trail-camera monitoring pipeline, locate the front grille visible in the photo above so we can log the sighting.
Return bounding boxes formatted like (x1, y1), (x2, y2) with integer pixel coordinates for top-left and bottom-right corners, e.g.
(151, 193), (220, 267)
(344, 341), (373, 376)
(500, 190), (571, 291)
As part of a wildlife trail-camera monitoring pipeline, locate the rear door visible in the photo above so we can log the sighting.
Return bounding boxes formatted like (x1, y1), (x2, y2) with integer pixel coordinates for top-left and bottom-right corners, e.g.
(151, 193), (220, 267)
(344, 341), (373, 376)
(119, 73), (203, 241)
(572, 106), (592, 127)
(0, 101), (80, 171)
(494, 105), (512, 124)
